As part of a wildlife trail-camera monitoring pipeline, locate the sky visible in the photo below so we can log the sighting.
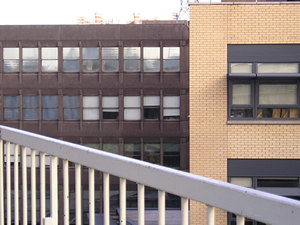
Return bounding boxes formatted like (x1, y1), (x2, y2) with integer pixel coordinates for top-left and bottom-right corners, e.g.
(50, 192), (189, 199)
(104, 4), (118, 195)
(0, 0), (191, 25)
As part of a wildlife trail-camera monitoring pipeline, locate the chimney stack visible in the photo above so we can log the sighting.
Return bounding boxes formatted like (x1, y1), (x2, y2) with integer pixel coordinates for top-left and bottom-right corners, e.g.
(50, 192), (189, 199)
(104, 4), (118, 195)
(133, 13), (141, 24)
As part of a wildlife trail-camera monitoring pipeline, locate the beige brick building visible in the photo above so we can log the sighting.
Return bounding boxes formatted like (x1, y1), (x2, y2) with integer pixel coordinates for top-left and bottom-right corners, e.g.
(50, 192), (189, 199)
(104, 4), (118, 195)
(189, 3), (300, 225)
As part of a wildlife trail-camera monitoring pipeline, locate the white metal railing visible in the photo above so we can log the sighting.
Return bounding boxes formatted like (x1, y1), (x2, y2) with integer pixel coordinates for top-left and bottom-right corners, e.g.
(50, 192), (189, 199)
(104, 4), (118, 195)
(0, 125), (300, 225)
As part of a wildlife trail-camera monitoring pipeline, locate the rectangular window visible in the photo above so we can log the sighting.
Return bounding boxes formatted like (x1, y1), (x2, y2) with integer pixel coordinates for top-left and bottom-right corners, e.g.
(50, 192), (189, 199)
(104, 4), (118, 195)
(124, 143), (141, 160)
(124, 96), (141, 120)
(144, 143), (160, 164)
(23, 96), (39, 120)
(23, 48), (39, 72)
(163, 143), (180, 169)
(230, 63), (253, 74)
(3, 48), (19, 72)
(83, 96), (99, 120)
(103, 143), (119, 154)
(63, 96), (80, 120)
(4, 96), (19, 120)
(163, 47), (180, 72)
(124, 47), (140, 72)
(144, 47), (160, 72)
(257, 177), (299, 188)
(42, 96), (58, 120)
(83, 47), (99, 72)
(102, 47), (119, 72)
(163, 96), (180, 120)
(230, 83), (253, 119)
(257, 63), (299, 74)
(42, 48), (58, 72)
(102, 96), (119, 119)
(144, 96), (160, 120)
(230, 177), (253, 188)
(63, 47), (80, 72)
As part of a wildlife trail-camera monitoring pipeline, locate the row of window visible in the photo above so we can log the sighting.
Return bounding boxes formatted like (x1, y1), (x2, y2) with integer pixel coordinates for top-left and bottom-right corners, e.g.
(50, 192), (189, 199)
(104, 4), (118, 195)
(2, 47), (180, 73)
(3, 95), (180, 121)
(229, 63), (300, 74)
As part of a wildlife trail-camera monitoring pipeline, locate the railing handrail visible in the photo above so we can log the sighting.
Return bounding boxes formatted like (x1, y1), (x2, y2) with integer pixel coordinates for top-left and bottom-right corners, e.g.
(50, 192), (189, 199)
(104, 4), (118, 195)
(1, 125), (300, 225)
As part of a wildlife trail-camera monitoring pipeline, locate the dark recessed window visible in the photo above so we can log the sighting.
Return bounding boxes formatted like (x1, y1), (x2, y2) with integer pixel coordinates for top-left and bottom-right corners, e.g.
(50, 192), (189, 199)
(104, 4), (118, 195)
(124, 143), (141, 160)
(163, 143), (180, 169)
(144, 96), (160, 120)
(257, 177), (299, 188)
(23, 96), (39, 120)
(103, 143), (119, 154)
(42, 96), (58, 120)
(144, 143), (160, 164)
(4, 96), (19, 120)
(102, 96), (119, 119)
(63, 96), (80, 120)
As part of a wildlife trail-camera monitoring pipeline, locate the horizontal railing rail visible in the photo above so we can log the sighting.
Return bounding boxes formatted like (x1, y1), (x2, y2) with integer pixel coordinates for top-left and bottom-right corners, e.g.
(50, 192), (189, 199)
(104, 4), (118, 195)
(0, 125), (300, 225)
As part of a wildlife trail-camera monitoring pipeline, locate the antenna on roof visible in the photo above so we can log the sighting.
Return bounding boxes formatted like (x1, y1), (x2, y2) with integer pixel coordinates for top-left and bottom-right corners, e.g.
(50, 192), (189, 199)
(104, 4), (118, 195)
(178, 0), (190, 21)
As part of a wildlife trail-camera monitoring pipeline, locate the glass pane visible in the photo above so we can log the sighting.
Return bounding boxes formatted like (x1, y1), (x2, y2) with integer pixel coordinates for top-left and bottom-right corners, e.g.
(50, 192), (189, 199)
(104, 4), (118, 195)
(63, 48), (79, 59)
(259, 84), (297, 105)
(102, 60), (119, 72)
(63, 96), (80, 107)
(42, 109), (58, 120)
(102, 47), (119, 59)
(124, 109), (141, 120)
(230, 63), (252, 74)
(230, 177), (252, 188)
(124, 144), (140, 155)
(144, 108), (160, 120)
(4, 60), (19, 72)
(42, 48), (58, 59)
(102, 96), (119, 108)
(144, 96), (160, 106)
(124, 47), (140, 59)
(257, 63), (299, 74)
(144, 144), (160, 164)
(163, 60), (180, 72)
(257, 108), (298, 119)
(23, 109), (38, 120)
(257, 177), (299, 188)
(232, 84), (251, 105)
(124, 60), (140, 72)
(83, 47), (99, 59)
(23, 96), (38, 107)
(144, 47), (160, 59)
(4, 96), (19, 107)
(64, 109), (80, 120)
(164, 143), (180, 153)
(23, 48), (38, 59)
(103, 144), (119, 154)
(230, 109), (253, 118)
(3, 48), (19, 59)
(83, 109), (99, 120)
(23, 60), (38, 72)
(163, 96), (180, 107)
(42, 60), (58, 72)
(83, 60), (99, 72)
(163, 47), (180, 59)
(83, 96), (99, 107)
(63, 60), (79, 72)
(124, 96), (140, 107)
(84, 144), (100, 150)
(4, 109), (19, 120)
(163, 109), (180, 116)
(103, 111), (118, 120)
(42, 96), (58, 108)
(144, 60), (160, 72)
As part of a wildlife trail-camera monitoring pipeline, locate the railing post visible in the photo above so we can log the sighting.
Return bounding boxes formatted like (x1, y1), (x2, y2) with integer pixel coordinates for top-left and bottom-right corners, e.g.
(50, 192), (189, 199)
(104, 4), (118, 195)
(31, 149), (37, 225)
(14, 144), (19, 225)
(103, 172), (110, 225)
(22, 146), (28, 225)
(75, 163), (81, 225)
(119, 178), (126, 225)
(0, 140), (3, 225)
(89, 168), (95, 225)
(63, 160), (69, 225)
(50, 156), (58, 224)
(158, 190), (165, 225)
(40, 152), (46, 225)
(237, 215), (245, 225)
(6, 142), (11, 225)
(207, 205), (215, 225)
(138, 184), (145, 225)
(181, 198), (188, 225)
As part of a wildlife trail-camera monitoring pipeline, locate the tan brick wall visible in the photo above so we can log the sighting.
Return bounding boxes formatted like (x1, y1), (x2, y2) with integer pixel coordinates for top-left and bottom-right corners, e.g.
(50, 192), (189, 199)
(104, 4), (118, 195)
(190, 3), (300, 225)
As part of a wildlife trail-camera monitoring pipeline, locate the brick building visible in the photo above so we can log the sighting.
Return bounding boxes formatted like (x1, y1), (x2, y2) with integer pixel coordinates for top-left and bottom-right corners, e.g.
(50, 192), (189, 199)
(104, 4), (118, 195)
(190, 2), (300, 225)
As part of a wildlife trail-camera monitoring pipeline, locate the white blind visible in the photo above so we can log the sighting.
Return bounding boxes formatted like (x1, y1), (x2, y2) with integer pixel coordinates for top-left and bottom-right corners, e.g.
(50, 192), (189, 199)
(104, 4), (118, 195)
(124, 109), (141, 120)
(163, 96), (180, 107)
(124, 47), (140, 59)
(230, 63), (252, 74)
(259, 84), (297, 105)
(23, 48), (38, 59)
(257, 63), (298, 74)
(83, 96), (99, 108)
(83, 109), (99, 120)
(144, 96), (160, 106)
(42, 48), (58, 59)
(232, 84), (251, 105)
(163, 47), (180, 59)
(124, 96), (140, 107)
(163, 109), (180, 116)
(63, 47), (80, 59)
(3, 48), (19, 59)
(102, 96), (119, 108)
(144, 47), (160, 59)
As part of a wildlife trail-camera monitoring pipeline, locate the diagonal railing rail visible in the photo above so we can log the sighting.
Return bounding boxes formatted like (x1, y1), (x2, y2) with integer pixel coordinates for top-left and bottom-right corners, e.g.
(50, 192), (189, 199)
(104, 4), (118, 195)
(0, 125), (300, 225)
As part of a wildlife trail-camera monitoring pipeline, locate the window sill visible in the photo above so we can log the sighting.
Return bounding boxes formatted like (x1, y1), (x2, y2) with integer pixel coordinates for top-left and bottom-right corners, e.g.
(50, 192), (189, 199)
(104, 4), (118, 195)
(227, 120), (300, 125)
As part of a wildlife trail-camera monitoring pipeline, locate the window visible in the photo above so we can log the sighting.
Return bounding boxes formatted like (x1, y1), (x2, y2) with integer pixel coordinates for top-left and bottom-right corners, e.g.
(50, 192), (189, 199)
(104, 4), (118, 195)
(124, 47), (140, 72)
(144, 143), (160, 164)
(63, 48), (80, 72)
(144, 47), (160, 72)
(230, 177), (253, 188)
(163, 96), (180, 120)
(163, 143), (180, 169)
(103, 143), (119, 154)
(23, 48), (39, 72)
(3, 48), (19, 72)
(102, 96), (119, 119)
(42, 48), (58, 72)
(124, 96), (141, 120)
(84, 143), (100, 150)
(83, 47), (99, 72)
(83, 96), (99, 120)
(63, 96), (80, 120)
(257, 177), (299, 188)
(102, 47), (119, 72)
(4, 96), (19, 120)
(230, 63), (253, 74)
(124, 143), (141, 160)
(144, 96), (160, 120)
(163, 47), (180, 72)
(257, 63), (298, 74)
(230, 83), (253, 118)
(23, 96), (39, 120)
(42, 96), (58, 120)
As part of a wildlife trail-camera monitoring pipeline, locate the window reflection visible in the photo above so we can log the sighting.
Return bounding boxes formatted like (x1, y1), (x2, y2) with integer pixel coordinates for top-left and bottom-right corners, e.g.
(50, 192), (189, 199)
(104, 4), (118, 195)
(102, 47), (119, 72)
(3, 48), (19, 72)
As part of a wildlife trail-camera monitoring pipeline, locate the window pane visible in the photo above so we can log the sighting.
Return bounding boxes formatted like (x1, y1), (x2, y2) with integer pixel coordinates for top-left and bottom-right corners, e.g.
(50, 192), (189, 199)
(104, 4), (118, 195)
(163, 47), (180, 59)
(163, 96), (180, 107)
(23, 48), (38, 59)
(102, 47), (119, 59)
(83, 47), (99, 59)
(144, 96), (160, 106)
(103, 144), (119, 154)
(230, 63), (253, 74)
(23, 109), (39, 120)
(164, 143), (180, 168)
(144, 144), (160, 164)
(42, 96), (58, 108)
(257, 63), (299, 74)
(84, 144), (100, 150)
(124, 109), (141, 120)
(42, 60), (58, 72)
(63, 48), (79, 59)
(64, 96), (80, 107)
(124, 96), (140, 107)
(259, 84), (297, 105)
(4, 96), (19, 107)
(257, 177), (299, 188)
(43, 109), (58, 120)
(163, 60), (180, 72)
(42, 48), (58, 59)
(103, 111), (118, 119)
(4, 109), (19, 120)
(23, 96), (38, 107)
(23, 60), (38, 72)
(83, 60), (99, 72)
(230, 177), (252, 188)
(83, 109), (99, 120)
(103, 96), (119, 108)
(63, 60), (79, 72)
(83, 96), (99, 107)
(4, 60), (19, 72)
(124, 60), (140, 72)
(102, 60), (119, 72)
(124, 47), (140, 59)
(257, 108), (298, 119)
(64, 109), (80, 120)
(144, 47), (160, 59)
(232, 84), (251, 105)
(3, 48), (19, 59)
(144, 60), (160, 72)
(230, 109), (253, 118)
(163, 109), (180, 116)
(124, 144), (140, 155)
(144, 108), (160, 120)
